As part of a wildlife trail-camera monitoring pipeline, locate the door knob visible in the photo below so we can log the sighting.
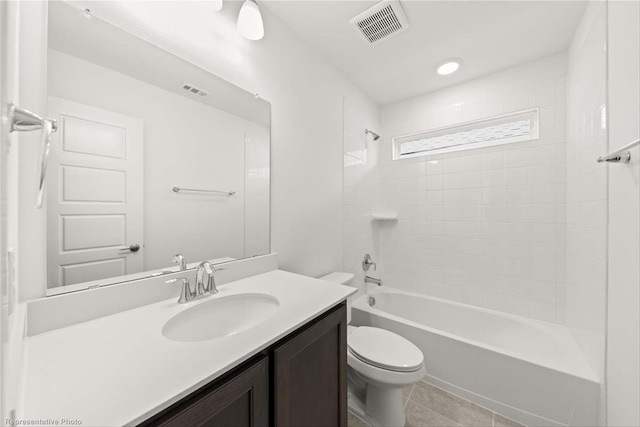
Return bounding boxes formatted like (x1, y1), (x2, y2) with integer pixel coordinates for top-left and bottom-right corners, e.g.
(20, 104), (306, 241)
(119, 244), (141, 253)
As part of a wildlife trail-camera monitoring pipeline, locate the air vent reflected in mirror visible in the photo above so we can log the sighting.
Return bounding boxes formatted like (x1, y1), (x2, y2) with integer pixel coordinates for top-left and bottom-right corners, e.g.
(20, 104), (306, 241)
(181, 83), (208, 97)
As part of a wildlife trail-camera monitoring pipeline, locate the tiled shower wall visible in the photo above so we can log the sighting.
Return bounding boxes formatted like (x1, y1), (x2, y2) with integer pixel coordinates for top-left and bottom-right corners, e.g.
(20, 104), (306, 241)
(379, 54), (568, 323)
(343, 95), (380, 294)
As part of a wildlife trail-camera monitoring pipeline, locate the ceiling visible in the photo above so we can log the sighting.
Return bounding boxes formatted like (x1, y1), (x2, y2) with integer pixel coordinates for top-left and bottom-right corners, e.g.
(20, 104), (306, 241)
(263, 1), (587, 106)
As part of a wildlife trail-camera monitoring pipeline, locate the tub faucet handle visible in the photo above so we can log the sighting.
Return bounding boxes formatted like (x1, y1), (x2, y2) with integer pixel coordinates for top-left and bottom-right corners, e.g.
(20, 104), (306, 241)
(362, 254), (376, 272)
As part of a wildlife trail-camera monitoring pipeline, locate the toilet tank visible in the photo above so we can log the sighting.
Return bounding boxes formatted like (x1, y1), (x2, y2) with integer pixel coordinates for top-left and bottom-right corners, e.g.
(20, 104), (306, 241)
(319, 272), (355, 286)
(319, 272), (356, 323)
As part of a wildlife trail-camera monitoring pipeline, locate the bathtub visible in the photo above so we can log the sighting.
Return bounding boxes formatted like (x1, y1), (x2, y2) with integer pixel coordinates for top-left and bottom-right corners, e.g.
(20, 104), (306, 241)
(351, 287), (600, 426)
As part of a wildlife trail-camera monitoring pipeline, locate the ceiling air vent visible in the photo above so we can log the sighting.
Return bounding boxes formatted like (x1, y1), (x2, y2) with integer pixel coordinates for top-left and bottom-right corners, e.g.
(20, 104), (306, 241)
(349, 0), (410, 45)
(181, 83), (208, 97)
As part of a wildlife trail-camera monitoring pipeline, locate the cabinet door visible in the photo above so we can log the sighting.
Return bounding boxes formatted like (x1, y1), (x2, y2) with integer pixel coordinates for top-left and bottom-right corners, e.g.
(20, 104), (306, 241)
(273, 304), (347, 427)
(154, 357), (269, 427)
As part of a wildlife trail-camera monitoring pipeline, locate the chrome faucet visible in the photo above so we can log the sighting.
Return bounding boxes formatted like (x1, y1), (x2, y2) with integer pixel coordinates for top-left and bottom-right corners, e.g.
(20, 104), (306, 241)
(166, 262), (226, 304)
(196, 261), (224, 295)
(172, 253), (187, 271)
(365, 275), (382, 286)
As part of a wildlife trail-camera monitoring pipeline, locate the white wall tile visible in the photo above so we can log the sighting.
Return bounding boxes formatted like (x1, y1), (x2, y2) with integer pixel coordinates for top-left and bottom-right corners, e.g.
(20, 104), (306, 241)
(380, 54), (568, 323)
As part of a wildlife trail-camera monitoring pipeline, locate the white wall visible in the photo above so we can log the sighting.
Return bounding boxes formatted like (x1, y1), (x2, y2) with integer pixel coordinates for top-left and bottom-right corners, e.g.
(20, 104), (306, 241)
(565, 0), (608, 387)
(2, 0), (47, 418)
(379, 54), (568, 323)
(606, 0), (640, 424)
(0, 2), (12, 421)
(48, 49), (269, 273)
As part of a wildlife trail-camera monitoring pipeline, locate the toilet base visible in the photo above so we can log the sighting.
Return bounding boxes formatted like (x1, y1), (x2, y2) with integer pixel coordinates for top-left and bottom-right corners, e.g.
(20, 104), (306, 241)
(348, 369), (406, 427)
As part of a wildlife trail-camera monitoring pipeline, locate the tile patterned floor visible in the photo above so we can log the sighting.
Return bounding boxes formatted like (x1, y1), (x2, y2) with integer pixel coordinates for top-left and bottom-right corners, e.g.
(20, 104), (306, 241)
(348, 380), (524, 427)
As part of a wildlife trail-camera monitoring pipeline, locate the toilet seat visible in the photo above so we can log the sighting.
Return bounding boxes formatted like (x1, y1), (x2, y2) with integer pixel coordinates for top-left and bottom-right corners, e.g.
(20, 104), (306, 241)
(348, 326), (423, 372)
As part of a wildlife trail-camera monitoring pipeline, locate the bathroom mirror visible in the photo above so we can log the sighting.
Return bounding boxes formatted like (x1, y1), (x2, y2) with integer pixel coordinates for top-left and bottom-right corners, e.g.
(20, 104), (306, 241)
(44, 2), (270, 294)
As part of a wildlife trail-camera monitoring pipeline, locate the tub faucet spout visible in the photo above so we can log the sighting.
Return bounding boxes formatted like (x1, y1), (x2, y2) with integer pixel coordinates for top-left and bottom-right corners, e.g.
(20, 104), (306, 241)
(365, 275), (382, 286)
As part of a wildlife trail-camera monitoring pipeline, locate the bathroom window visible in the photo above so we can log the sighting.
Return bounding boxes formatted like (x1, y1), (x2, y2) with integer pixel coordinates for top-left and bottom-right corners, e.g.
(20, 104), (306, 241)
(393, 108), (539, 159)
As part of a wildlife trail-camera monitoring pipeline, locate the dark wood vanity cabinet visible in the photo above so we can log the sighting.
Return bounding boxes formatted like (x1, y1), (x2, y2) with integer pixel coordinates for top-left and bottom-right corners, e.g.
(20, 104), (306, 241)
(140, 302), (347, 427)
(151, 357), (269, 427)
(273, 305), (347, 427)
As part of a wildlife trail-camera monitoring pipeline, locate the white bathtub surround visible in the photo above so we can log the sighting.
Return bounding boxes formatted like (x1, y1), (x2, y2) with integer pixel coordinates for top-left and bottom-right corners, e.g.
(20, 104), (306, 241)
(565, 0), (608, 388)
(351, 287), (599, 426)
(18, 268), (355, 425)
(379, 54), (568, 324)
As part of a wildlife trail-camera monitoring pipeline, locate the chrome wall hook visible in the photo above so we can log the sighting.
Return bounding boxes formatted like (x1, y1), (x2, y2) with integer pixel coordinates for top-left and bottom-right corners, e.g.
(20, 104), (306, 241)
(7, 102), (58, 208)
(8, 103), (57, 133)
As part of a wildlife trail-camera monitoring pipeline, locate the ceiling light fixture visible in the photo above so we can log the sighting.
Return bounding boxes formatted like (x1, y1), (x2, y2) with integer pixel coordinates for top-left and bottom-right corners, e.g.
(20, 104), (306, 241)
(437, 59), (461, 75)
(238, 0), (264, 41)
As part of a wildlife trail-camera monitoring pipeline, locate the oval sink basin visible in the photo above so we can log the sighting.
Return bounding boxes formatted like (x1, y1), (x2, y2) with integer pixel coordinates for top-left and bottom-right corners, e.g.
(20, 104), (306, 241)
(162, 293), (280, 342)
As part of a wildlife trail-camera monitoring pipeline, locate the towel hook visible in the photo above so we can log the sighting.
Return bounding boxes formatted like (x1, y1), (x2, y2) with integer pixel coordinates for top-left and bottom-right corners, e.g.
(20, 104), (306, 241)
(7, 103), (58, 208)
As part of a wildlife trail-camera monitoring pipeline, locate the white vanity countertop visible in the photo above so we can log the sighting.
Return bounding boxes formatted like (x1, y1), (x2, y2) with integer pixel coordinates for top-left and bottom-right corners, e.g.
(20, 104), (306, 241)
(17, 270), (355, 426)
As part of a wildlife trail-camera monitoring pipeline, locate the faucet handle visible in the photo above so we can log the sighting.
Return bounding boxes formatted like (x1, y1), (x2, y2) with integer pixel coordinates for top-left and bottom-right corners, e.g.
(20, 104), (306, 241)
(362, 254), (377, 272)
(166, 277), (193, 304)
(204, 263), (215, 275)
(203, 266), (226, 294)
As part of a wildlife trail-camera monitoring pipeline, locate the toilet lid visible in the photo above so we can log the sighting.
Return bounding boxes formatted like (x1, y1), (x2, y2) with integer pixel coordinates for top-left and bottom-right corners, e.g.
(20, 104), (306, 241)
(348, 327), (424, 372)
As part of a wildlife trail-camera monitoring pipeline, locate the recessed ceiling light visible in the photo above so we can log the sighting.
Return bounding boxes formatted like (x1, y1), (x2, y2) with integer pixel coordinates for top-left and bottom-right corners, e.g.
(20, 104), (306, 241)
(437, 59), (461, 75)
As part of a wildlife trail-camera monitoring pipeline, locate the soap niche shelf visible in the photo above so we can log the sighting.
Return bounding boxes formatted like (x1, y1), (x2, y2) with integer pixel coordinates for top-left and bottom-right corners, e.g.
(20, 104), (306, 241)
(370, 213), (398, 221)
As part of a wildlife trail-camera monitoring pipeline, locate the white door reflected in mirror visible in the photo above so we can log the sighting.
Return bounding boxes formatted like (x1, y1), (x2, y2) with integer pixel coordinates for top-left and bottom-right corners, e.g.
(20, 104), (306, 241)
(46, 98), (144, 288)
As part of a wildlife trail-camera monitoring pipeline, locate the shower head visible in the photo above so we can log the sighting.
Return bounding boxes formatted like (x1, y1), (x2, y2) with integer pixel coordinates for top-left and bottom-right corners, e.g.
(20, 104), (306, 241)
(365, 129), (380, 141)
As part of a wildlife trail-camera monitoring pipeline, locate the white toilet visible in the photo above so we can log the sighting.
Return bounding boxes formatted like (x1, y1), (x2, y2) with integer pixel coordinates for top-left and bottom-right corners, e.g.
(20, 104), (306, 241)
(320, 272), (426, 427)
